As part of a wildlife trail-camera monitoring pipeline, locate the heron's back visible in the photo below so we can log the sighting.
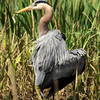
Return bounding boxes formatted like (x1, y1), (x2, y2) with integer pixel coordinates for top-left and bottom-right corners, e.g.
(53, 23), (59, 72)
(51, 49), (86, 79)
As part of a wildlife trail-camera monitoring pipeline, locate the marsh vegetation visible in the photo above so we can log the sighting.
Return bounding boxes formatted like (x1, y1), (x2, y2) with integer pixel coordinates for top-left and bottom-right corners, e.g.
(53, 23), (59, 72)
(0, 0), (100, 100)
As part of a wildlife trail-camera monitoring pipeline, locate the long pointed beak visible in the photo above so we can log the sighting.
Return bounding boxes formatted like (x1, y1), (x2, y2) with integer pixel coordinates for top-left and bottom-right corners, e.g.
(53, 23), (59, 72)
(16, 6), (33, 14)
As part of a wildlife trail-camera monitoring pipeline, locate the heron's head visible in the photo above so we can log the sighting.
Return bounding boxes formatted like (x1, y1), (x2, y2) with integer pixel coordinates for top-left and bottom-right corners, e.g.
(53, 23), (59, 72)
(16, 0), (51, 14)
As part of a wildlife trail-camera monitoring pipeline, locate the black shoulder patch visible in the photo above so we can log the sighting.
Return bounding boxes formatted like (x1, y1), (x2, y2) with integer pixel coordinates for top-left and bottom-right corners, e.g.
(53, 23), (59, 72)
(61, 33), (66, 40)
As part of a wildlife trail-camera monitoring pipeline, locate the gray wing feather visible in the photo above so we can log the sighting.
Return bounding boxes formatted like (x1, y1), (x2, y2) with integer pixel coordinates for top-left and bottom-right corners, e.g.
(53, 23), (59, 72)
(51, 49), (86, 80)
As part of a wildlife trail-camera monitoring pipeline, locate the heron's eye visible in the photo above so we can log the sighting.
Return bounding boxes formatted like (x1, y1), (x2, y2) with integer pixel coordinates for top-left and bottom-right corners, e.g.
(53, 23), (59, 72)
(34, 3), (37, 6)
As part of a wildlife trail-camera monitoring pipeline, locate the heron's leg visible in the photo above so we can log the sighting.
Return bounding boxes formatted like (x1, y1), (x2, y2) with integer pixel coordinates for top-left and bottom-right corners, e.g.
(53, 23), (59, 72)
(52, 94), (55, 100)
(35, 85), (43, 100)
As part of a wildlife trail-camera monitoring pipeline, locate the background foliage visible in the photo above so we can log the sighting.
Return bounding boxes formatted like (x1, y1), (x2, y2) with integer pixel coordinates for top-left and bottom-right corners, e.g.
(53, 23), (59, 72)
(0, 0), (100, 100)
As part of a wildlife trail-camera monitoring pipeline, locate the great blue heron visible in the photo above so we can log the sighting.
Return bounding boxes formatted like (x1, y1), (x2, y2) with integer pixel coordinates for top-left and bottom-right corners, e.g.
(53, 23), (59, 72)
(16, 0), (87, 100)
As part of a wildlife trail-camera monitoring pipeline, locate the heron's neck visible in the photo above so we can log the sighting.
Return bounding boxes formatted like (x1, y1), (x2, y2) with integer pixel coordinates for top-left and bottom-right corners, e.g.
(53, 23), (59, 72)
(39, 6), (52, 37)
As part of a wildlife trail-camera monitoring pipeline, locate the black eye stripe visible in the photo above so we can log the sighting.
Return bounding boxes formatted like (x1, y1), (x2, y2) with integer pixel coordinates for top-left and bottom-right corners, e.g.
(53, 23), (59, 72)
(35, 1), (49, 5)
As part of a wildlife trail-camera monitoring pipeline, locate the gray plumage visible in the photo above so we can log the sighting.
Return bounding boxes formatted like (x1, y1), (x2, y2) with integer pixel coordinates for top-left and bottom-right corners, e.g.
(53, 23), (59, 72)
(32, 30), (67, 85)
(31, 30), (86, 94)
